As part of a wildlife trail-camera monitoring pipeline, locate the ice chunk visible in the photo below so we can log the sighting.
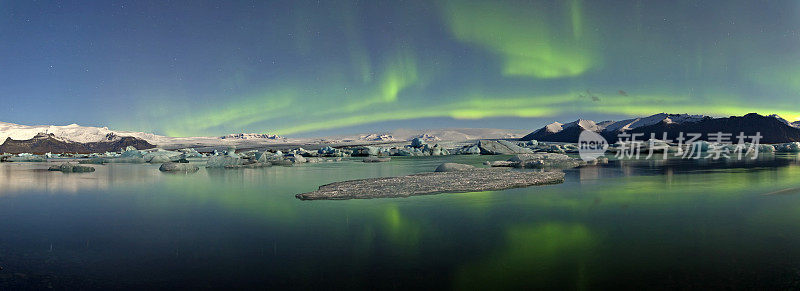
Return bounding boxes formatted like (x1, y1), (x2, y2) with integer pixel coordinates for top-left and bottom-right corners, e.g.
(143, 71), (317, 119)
(143, 149), (182, 163)
(119, 149), (143, 158)
(776, 142), (800, 153)
(206, 155), (243, 168)
(178, 148), (203, 158)
(104, 156), (146, 163)
(5, 154), (46, 162)
(286, 154), (306, 163)
(758, 144), (775, 153)
(159, 162), (199, 172)
(48, 163), (95, 173)
(351, 146), (381, 156)
(410, 137), (426, 148)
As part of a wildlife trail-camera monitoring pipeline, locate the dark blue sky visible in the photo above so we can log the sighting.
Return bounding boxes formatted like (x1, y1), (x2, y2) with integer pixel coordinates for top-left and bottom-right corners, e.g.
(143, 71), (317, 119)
(1, 0), (799, 137)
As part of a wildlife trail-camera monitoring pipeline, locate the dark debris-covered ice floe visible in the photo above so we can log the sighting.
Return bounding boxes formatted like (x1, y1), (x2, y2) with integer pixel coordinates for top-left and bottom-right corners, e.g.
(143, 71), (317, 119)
(47, 163), (95, 173)
(296, 168), (565, 200)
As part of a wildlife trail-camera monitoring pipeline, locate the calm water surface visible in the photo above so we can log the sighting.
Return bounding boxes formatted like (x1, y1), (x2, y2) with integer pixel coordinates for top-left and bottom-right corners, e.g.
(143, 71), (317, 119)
(2, 155), (800, 289)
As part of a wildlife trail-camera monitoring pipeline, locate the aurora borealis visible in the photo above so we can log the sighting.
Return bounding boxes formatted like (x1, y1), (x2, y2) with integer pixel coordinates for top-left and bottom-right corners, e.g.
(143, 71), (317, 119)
(2, 0), (800, 136)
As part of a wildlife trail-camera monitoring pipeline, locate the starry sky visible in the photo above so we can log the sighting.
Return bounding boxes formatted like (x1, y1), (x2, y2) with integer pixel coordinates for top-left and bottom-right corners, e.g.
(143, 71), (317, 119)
(1, 0), (799, 137)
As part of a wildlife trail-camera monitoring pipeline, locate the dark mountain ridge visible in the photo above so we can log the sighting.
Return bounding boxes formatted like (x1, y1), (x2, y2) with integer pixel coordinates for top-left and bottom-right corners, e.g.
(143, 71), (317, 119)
(523, 113), (800, 144)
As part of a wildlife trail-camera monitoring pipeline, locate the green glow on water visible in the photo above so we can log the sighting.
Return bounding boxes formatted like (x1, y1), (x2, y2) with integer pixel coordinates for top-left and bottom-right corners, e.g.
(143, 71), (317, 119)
(3, 154), (800, 288)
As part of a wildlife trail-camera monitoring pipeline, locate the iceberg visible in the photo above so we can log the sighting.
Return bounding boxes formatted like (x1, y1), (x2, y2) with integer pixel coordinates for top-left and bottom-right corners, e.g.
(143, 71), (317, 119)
(317, 146), (349, 157)
(48, 162), (95, 173)
(119, 149), (143, 158)
(434, 163), (475, 172)
(206, 155), (244, 168)
(363, 156), (390, 163)
(104, 156), (146, 163)
(776, 142), (800, 153)
(143, 149), (182, 163)
(758, 144), (775, 153)
(477, 140), (534, 155)
(178, 148), (203, 158)
(285, 153), (306, 163)
(159, 162), (200, 173)
(351, 146), (381, 156)
(4, 154), (47, 162)
(410, 137), (426, 148)
(456, 144), (481, 155)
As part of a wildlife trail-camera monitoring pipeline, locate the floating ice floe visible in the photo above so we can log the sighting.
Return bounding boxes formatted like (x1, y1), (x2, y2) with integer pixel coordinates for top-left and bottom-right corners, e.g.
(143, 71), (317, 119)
(159, 162), (199, 173)
(486, 153), (586, 169)
(143, 149), (183, 163)
(4, 154), (47, 162)
(363, 156), (391, 163)
(48, 163), (95, 173)
(206, 155), (244, 168)
(434, 163), (475, 172)
(178, 148), (203, 158)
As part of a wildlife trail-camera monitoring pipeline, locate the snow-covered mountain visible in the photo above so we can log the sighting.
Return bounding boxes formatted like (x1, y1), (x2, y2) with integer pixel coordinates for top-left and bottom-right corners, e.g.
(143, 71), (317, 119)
(0, 122), (164, 145)
(599, 113), (707, 133)
(219, 133), (284, 140)
(523, 113), (709, 142)
(521, 119), (605, 142)
(385, 128), (527, 141)
(0, 122), (295, 148)
(564, 119), (604, 132)
(541, 122), (564, 134)
(0, 121), (529, 150)
(358, 133), (396, 141)
(770, 114), (800, 129)
(768, 114), (790, 125)
(415, 133), (442, 141)
(522, 113), (800, 143)
(522, 113), (708, 141)
(314, 128), (526, 144)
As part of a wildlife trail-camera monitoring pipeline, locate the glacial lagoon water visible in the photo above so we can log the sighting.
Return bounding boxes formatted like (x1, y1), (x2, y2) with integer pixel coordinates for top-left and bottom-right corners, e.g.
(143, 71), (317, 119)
(3, 154), (800, 289)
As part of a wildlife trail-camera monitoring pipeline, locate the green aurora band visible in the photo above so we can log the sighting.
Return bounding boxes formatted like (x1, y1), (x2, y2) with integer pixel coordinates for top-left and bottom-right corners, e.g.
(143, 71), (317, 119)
(106, 0), (800, 136)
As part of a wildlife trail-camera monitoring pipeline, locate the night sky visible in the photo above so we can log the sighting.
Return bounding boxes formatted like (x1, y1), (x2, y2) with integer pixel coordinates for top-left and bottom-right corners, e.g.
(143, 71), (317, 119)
(2, 0), (799, 137)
